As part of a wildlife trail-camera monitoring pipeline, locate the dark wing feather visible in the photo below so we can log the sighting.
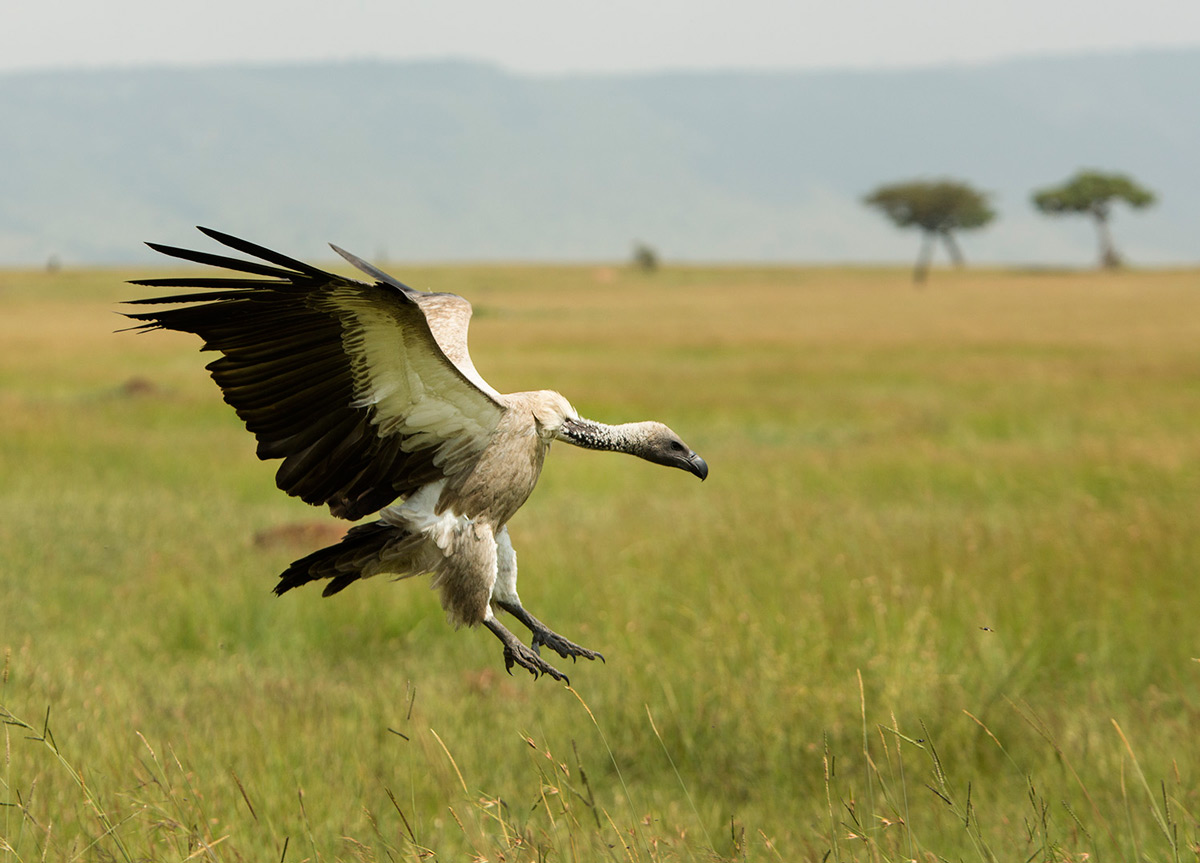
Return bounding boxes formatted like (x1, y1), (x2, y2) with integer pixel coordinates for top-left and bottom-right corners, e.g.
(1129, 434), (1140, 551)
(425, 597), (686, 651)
(125, 228), (505, 520)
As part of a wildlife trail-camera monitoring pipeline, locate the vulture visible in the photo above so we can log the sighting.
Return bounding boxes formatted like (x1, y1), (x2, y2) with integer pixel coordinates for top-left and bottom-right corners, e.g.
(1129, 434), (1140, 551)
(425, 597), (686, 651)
(125, 228), (707, 683)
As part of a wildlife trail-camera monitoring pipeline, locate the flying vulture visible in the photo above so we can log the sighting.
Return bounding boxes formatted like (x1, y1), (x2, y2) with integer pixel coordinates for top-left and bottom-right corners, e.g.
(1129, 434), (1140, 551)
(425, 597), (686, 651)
(125, 228), (707, 683)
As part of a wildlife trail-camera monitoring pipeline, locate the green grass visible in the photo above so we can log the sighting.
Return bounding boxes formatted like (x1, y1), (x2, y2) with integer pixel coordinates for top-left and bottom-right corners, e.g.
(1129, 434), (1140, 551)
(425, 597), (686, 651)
(2, 261), (1199, 860)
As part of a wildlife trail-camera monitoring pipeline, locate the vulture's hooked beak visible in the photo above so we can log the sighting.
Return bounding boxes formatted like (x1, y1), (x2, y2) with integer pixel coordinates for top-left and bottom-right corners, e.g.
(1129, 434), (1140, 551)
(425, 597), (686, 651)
(686, 452), (709, 481)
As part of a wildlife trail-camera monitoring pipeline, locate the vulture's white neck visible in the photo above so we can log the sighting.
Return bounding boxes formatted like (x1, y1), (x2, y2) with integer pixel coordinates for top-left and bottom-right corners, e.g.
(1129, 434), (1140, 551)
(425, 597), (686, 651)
(557, 417), (664, 456)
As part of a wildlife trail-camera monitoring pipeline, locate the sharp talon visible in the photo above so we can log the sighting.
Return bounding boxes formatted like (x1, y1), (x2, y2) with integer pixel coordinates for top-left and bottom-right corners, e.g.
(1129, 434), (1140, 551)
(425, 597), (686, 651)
(487, 618), (574, 683)
(496, 602), (603, 670)
(530, 630), (602, 663)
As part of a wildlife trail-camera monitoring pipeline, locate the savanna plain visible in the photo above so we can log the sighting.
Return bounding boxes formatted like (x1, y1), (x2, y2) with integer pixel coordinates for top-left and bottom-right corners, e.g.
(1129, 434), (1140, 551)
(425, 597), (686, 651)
(1, 261), (1199, 861)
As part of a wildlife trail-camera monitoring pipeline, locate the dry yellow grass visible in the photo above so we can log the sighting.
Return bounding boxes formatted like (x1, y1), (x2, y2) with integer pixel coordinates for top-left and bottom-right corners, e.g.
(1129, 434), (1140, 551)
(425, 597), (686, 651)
(2, 261), (1199, 860)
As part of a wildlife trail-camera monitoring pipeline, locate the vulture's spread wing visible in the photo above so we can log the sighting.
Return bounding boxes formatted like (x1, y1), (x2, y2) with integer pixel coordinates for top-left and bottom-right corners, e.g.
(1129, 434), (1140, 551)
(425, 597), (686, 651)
(125, 227), (505, 520)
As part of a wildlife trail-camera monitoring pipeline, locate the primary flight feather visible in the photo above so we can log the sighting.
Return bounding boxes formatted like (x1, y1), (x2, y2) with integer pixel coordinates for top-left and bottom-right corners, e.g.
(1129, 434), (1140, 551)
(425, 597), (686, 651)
(126, 227), (707, 682)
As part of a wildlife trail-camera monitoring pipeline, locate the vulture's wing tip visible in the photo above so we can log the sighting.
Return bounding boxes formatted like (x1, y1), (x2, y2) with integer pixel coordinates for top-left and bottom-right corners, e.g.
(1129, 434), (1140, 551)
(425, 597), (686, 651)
(330, 243), (417, 295)
(195, 225), (240, 246)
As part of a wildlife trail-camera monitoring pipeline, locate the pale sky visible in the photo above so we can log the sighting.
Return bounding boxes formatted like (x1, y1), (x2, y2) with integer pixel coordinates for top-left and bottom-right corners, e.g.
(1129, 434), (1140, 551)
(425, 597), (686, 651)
(5, 0), (1200, 75)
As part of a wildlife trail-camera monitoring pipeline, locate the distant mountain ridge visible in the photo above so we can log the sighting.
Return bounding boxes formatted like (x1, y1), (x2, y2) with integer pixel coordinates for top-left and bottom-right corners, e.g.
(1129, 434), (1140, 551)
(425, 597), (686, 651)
(1, 50), (1196, 266)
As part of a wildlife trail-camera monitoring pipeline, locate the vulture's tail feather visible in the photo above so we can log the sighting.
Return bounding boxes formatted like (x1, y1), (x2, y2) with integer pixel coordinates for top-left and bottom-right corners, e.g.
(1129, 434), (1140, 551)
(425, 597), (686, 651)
(275, 520), (399, 598)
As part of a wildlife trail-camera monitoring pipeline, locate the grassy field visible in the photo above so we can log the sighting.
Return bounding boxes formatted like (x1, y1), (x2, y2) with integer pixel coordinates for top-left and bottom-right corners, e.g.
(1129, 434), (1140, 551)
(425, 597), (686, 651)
(2, 260), (1199, 861)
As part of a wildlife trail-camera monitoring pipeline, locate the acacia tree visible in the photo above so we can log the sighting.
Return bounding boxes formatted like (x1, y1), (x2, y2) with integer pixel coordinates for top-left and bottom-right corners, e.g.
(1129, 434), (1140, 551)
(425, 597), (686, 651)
(1032, 170), (1155, 269)
(863, 179), (995, 283)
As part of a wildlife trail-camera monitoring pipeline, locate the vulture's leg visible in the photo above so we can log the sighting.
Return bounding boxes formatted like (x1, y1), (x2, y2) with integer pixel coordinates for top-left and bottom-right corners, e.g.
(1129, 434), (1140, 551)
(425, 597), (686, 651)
(492, 527), (604, 664)
(495, 600), (605, 664)
(484, 618), (570, 683)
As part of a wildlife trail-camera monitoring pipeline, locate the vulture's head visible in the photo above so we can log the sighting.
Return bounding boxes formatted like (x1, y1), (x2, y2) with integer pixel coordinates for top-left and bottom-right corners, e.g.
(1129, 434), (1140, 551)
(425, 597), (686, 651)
(626, 421), (709, 480)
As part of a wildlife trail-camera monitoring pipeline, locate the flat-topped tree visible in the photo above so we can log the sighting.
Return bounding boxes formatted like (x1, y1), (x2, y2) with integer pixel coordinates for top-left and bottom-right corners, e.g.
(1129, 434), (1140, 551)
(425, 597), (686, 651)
(864, 179), (995, 283)
(1032, 170), (1156, 269)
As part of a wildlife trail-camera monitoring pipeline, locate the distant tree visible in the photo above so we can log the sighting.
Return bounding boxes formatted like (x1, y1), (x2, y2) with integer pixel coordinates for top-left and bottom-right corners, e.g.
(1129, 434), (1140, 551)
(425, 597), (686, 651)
(631, 241), (659, 273)
(1031, 170), (1155, 269)
(863, 179), (995, 283)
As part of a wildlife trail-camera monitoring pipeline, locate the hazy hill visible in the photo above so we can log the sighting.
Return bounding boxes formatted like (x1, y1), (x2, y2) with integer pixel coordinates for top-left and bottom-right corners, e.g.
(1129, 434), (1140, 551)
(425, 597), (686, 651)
(1, 51), (1196, 266)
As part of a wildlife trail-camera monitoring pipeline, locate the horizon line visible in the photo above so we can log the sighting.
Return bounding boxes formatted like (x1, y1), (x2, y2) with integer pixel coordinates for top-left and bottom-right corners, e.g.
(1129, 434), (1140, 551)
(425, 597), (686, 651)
(2, 42), (1198, 81)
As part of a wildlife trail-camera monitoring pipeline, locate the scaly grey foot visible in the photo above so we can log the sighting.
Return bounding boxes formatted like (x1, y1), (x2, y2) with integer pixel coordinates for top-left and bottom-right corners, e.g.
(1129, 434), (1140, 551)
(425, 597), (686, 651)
(484, 619), (570, 683)
(496, 600), (605, 663)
